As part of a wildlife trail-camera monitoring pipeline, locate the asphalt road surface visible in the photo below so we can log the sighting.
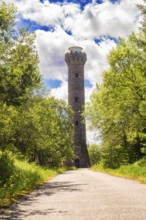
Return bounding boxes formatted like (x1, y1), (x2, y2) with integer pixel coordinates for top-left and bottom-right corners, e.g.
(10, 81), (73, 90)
(1, 169), (146, 220)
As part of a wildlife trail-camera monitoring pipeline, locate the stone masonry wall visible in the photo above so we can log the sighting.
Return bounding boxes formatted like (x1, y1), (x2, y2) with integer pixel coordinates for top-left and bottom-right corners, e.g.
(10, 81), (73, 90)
(65, 50), (90, 167)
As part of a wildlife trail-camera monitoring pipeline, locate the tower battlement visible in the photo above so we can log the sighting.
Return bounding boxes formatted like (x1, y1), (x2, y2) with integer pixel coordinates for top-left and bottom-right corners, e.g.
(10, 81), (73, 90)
(65, 51), (87, 65)
(65, 46), (86, 65)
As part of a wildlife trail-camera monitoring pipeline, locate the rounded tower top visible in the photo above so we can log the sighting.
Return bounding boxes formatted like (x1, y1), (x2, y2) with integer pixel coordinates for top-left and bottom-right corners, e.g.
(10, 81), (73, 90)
(69, 46), (83, 53)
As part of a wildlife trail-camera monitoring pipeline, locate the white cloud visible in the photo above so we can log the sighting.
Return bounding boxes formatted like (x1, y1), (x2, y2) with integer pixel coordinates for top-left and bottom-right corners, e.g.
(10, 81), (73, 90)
(86, 129), (101, 145)
(35, 27), (116, 85)
(7, 0), (143, 38)
(50, 80), (68, 101)
(35, 27), (76, 81)
(13, 0), (63, 26)
(7, 0), (143, 87)
(66, 0), (142, 39)
(85, 87), (95, 103)
(83, 38), (116, 85)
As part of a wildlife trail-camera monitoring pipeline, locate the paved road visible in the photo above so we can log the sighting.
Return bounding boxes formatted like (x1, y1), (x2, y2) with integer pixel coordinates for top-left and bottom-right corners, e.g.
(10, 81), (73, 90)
(1, 169), (146, 220)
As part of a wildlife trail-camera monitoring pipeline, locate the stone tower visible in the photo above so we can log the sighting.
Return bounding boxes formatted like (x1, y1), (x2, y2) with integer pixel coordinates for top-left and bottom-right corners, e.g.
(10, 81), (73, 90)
(65, 46), (90, 168)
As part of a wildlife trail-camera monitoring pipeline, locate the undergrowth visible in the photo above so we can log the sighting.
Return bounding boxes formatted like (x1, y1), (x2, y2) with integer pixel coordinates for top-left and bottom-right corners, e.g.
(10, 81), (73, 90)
(0, 152), (71, 208)
(91, 159), (146, 184)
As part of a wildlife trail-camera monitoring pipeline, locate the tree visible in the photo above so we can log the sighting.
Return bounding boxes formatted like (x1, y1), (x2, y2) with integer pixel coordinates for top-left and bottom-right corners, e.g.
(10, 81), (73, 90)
(0, 2), (41, 106)
(0, 103), (18, 151)
(0, 2), (74, 167)
(86, 2), (146, 167)
(13, 97), (74, 166)
(88, 144), (101, 165)
(0, 2), (41, 154)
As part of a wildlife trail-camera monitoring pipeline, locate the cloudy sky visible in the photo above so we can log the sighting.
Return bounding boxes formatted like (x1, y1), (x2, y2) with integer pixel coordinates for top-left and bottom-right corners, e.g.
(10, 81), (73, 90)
(5, 0), (144, 144)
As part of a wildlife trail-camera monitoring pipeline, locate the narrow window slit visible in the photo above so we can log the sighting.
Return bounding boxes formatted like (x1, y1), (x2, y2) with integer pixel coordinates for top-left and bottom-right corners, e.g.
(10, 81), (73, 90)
(75, 97), (79, 102)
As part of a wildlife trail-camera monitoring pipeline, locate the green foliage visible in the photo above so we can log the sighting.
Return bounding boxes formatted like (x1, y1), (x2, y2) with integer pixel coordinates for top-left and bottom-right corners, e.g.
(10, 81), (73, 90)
(135, 156), (146, 167)
(0, 2), (74, 167)
(0, 151), (15, 186)
(0, 2), (16, 37)
(86, 2), (146, 168)
(12, 96), (74, 166)
(88, 144), (101, 165)
(0, 103), (18, 151)
(0, 152), (74, 208)
(0, 2), (74, 208)
(118, 164), (146, 181)
(0, 2), (41, 106)
(101, 144), (128, 169)
(0, 155), (61, 208)
(92, 160), (146, 184)
(0, 96), (74, 167)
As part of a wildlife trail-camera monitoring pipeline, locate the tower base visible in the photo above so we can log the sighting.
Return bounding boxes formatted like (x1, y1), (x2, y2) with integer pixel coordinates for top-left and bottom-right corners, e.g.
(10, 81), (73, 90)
(74, 145), (90, 168)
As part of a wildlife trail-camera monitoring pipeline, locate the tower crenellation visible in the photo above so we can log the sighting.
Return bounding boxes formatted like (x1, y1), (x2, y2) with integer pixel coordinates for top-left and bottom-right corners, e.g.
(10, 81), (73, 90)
(65, 51), (87, 65)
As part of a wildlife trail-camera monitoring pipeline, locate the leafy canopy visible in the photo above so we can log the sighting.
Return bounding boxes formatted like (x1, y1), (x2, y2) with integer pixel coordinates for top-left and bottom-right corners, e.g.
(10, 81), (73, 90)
(86, 1), (146, 168)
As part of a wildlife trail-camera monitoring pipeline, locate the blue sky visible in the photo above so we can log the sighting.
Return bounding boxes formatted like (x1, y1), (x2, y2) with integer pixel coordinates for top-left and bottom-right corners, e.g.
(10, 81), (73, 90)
(40, 0), (119, 7)
(45, 79), (92, 88)
(6, 0), (143, 143)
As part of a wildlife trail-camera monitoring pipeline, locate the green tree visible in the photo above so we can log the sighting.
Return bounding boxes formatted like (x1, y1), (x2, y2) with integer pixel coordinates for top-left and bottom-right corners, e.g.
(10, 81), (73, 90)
(0, 2), (41, 106)
(0, 2), (41, 153)
(86, 2), (146, 167)
(0, 2), (74, 167)
(13, 97), (74, 166)
(88, 144), (101, 165)
(0, 103), (18, 151)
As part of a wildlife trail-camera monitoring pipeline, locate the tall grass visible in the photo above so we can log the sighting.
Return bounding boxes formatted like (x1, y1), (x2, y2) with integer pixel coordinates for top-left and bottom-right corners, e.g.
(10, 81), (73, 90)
(0, 158), (66, 208)
(92, 160), (146, 184)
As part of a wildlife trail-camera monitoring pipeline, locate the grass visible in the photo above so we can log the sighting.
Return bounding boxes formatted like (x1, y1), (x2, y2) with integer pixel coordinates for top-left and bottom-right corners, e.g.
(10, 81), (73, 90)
(0, 158), (72, 208)
(91, 162), (146, 184)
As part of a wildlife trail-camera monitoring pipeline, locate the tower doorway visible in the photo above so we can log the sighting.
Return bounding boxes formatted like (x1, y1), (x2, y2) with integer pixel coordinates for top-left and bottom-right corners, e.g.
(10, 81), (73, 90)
(74, 158), (80, 168)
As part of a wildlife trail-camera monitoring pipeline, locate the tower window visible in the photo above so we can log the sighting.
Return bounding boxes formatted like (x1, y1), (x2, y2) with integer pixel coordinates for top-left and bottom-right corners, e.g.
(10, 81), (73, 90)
(75, 97), (79, 102)
(75, 73), (78, 78)
(75, 121), (79, 126)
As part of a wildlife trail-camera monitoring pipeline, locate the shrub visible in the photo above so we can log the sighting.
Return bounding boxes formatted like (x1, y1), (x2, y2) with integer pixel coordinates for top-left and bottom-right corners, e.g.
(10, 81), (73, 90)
(88, 144), (101, 165)
(101, 145), (128, 169)
(135, 157), (146, 167)
(0, 151), (15, 186)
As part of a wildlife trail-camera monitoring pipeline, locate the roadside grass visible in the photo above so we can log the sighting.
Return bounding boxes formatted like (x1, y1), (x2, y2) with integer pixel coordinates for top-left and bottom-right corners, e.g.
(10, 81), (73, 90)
(91, 162), (146, 184)
(0, 158), (72, 208)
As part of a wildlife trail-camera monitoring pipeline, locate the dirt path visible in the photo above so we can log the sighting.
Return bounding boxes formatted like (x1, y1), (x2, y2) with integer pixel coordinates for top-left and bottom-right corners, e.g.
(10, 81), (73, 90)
(1, 169), (146, 220)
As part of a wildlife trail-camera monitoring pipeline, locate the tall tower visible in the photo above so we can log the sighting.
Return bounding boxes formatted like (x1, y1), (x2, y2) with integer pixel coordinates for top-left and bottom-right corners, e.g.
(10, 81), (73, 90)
(65, 46), (90, 168)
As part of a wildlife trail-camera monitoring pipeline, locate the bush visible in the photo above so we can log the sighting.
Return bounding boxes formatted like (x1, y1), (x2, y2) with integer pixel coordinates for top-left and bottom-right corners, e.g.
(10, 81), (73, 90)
(0, 158), (58, 207)
(101, 145), (128, 169)
(0, 151), (15, 186)
(135, 157), (146, 167)
(88, 144), (101, 165)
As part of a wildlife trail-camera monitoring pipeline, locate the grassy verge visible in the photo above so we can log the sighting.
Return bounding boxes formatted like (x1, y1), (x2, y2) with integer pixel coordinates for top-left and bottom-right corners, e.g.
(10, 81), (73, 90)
(91, 162), (146, 184)
(0, 158), (72, 208)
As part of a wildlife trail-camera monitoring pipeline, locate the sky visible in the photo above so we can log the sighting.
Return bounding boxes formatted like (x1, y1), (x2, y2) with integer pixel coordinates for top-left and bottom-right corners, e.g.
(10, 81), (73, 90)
(5, 0), (144, 144)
